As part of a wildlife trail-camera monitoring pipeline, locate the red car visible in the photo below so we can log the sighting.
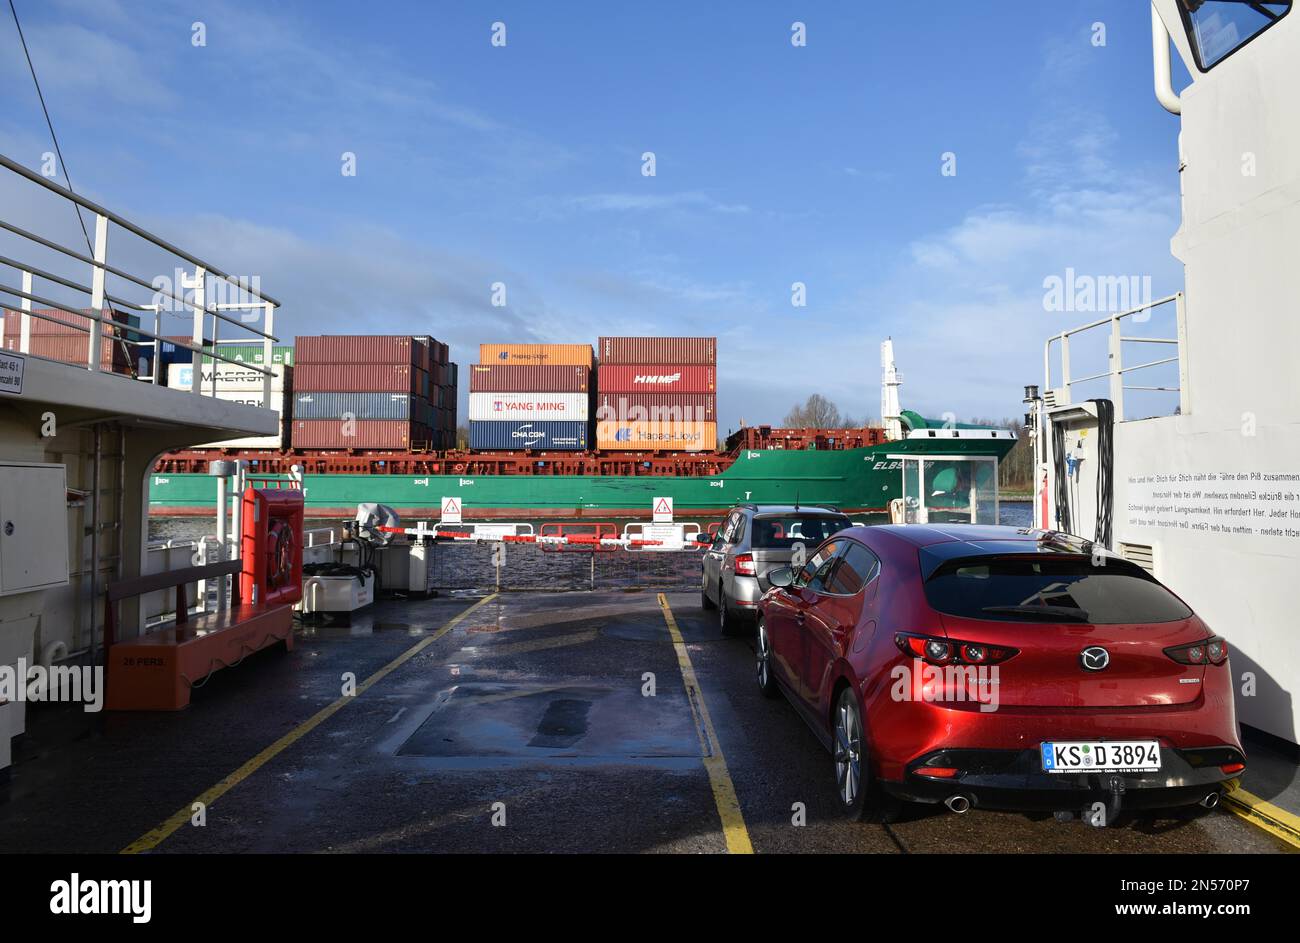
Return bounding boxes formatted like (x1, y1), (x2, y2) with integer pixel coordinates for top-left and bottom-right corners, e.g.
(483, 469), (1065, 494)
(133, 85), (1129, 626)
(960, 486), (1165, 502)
(758, 524), (1246, 822)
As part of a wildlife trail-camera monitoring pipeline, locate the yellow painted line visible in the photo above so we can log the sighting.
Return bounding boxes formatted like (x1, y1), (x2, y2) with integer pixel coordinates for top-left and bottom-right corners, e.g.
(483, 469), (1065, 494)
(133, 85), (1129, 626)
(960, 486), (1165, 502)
(658, 593), (754, 855)
(121, 593), (499, 854)
(1222, 783), (1300, 849)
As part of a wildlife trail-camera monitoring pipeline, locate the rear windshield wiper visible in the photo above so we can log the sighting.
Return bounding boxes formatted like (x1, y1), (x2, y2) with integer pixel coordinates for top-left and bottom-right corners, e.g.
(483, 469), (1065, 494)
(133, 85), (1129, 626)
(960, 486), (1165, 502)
(980, 604), (1092, 622)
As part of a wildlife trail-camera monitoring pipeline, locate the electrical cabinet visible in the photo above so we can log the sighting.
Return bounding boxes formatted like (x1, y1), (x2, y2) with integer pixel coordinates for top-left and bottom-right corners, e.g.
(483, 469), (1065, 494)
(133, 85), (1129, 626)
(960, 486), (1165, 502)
(0, 462), (70, 596)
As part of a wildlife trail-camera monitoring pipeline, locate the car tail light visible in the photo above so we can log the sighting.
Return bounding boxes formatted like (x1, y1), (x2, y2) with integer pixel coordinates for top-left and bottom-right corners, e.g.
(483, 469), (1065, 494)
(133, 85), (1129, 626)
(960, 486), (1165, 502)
(914, 767), (960, 779)
(1165, 636), (1228, 666)
(894, 632), (1018, 666)
(1220, 762), (1245, 775)
(734, 553), (756, 576)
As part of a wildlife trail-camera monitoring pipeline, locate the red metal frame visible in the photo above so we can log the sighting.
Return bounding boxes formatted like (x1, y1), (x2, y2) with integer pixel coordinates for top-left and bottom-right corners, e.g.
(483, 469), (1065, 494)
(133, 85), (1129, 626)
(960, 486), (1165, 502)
(240, 486), (305, 607)
(539, 522), (620, 552)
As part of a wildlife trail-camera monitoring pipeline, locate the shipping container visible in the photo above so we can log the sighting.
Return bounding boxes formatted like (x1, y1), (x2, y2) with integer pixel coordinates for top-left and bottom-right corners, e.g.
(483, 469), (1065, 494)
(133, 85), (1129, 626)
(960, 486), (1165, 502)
(295, 335), (419, 365)
(2, 307), (135, 338)
(468, 420), (588, 451)
(293, 391), (420, 421)
(595, 392), (715, 423)
(479, 343), (594, 367)
(194, 390), (289, 449)
(595, 419), (717, 452)
(291, 419), (413, 450)
(596, 364), (715, 393)
(168, 362), (291, 392)
(194, 343), (294, 366)
(292, 363), (417, 393)
(4, 335), (130, 373)
(468, 363), (590, 393)
(597, 336), (716, 365)
(467, 392), (589, 422)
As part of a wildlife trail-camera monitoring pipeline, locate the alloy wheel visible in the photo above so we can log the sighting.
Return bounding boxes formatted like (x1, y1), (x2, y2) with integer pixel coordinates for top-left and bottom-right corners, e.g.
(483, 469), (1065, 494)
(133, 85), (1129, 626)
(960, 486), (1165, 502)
(834, 695), (862, 808)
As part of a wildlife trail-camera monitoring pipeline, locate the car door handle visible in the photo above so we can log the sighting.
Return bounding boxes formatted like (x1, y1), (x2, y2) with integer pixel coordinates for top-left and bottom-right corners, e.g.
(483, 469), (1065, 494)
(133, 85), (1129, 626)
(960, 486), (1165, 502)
(795, 611), (805, 624)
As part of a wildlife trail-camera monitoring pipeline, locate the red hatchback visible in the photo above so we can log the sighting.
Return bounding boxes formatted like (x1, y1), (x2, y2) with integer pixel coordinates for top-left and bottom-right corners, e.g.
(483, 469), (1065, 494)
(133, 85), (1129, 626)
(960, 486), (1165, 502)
(757, 525), (1245, 822)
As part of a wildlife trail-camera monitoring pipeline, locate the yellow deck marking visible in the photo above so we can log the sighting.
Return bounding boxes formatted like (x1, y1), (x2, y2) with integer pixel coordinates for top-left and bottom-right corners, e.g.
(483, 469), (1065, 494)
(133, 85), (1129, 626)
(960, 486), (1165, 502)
(658, 593), (754, 854)
(1222, 783), (1300, 850)
(121, 593), (499, 854)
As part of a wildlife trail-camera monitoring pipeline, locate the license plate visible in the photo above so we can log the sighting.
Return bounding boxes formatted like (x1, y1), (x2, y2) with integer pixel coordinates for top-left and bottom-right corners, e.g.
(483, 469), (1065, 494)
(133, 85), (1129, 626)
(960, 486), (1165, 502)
(1040, 740), (1161, 773)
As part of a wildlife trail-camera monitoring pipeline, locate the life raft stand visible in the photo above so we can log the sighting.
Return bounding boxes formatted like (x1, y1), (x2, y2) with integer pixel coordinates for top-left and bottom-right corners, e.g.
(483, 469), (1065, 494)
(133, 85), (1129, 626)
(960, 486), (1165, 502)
(103, 485), (303, 711)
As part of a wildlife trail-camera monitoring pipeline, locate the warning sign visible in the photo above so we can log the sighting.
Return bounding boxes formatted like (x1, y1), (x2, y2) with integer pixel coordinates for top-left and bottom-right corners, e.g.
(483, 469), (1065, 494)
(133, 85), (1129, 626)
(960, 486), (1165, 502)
(441, 496), (462, 524)
(653, 496), (674, 523)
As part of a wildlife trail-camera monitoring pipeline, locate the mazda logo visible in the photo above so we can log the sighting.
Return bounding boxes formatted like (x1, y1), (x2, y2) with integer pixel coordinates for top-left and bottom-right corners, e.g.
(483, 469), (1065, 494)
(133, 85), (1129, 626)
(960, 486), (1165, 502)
(1080, 646), (1110, 671)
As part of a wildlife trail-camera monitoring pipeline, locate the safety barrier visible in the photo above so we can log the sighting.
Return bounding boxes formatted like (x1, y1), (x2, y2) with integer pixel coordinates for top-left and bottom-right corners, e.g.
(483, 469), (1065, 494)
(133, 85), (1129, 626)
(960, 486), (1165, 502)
(539, 522), (620, 553)
(621, 521), (704, 552)
(429, 521), (534, 540)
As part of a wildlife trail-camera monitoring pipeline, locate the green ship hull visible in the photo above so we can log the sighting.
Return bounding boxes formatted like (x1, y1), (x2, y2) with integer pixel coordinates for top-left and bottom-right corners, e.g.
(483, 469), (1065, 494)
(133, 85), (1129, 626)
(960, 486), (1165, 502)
(149, 437), (1015, 520)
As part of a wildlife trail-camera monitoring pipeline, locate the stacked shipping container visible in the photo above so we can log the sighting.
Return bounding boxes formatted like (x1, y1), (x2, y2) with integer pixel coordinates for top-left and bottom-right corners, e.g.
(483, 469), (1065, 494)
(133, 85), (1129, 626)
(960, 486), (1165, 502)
(168, 357), (293, 449)
(2, 308), (139, 374)
(291, 335), (455, 450)
(468, 346), (593, 450)
(595, 337), (718, 451)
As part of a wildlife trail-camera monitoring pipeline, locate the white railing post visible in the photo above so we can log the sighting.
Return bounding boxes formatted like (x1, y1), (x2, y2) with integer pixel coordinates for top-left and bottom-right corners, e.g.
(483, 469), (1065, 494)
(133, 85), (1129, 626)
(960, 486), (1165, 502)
(1175, 292), (1190, 416)
(1061, 334), (1072, 389)
(189, 265), (206, 395)
(1108, 315), (1124, 418)
(19, 269), (32, 353)
(262, 300), (274, 405)
(87, 213), (108, 371)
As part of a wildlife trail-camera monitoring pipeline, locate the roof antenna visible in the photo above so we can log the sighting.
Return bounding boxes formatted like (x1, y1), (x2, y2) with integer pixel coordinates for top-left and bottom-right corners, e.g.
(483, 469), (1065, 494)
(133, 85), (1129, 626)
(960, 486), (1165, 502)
(794, 490), (800, 511)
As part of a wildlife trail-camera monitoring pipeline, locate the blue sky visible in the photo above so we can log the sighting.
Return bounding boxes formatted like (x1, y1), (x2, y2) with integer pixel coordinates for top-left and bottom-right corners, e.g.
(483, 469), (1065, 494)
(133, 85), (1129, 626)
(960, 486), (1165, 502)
(0, 0), (1194, 430)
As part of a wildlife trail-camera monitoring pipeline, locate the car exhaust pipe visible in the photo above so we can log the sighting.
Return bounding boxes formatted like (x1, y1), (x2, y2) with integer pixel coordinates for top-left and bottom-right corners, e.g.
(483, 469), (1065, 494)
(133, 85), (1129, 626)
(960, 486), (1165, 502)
(944, 794), (971, 814)
(1200, 792), (1220, 809)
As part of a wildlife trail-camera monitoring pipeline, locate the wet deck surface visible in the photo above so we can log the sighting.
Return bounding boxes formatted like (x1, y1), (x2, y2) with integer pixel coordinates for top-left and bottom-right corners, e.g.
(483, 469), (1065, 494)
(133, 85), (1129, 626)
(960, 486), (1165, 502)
(0, 590), (1293, 854)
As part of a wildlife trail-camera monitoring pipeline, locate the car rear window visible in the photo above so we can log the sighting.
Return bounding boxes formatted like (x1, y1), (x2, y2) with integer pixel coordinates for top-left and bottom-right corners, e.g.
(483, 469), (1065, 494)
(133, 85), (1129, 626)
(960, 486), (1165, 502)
(752, 514), (851, 548)
(922, 555), (1194, 625)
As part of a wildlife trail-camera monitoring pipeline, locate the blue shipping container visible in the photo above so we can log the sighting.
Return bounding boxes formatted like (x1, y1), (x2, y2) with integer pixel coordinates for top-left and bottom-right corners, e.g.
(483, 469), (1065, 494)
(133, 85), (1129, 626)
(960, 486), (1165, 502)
(468, 420), (588, 451)
(293, 391), (415, 420)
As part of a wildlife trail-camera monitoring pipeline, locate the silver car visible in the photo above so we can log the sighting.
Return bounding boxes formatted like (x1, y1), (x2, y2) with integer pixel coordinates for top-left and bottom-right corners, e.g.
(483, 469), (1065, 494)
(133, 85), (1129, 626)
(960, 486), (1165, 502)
(700, 504), (853, 635)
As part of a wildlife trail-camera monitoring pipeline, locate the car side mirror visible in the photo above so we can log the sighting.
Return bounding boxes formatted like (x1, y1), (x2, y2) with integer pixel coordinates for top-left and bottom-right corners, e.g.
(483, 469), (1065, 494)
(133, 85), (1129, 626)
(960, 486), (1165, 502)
(695, 534), (712, 545)
(768, 566), (794, 589)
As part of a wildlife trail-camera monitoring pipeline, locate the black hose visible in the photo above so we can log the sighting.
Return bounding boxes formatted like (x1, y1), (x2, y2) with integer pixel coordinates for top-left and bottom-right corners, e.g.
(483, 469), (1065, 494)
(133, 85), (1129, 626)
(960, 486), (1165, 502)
(1052, 420), (1073, 534)
(1089, 398), (1115, 549)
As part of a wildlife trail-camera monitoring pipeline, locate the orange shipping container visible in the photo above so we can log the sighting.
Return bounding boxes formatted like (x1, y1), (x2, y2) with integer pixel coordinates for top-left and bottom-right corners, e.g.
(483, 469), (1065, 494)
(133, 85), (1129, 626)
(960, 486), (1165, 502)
(595, 420), (717, 452)
(479, 343), (594, 367)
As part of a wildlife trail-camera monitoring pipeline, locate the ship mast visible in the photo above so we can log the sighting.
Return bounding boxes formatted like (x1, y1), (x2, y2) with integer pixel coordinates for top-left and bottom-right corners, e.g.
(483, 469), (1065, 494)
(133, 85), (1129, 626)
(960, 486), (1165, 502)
(880, 338), (904, 441)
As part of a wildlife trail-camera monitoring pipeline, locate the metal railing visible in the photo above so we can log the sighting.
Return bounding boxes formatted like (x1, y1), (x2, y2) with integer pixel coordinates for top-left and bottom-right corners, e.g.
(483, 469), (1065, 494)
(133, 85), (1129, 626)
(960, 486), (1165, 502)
(1043, 292), (1188, 419)
(0, 153), (280, 403)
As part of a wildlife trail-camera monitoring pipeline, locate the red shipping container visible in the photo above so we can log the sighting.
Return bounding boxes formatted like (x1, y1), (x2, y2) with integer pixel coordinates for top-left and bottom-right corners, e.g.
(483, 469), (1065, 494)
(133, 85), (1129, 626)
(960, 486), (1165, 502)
(4, 335), (130, 372)
(597, 364), (715, 393)
(291, 419), (412, 449)
(595, 392), (715, 423)
(597, 336), (716, 365)
(3, 307), (133, 337)
(468, 363), (590, 393)
(295, 335), (419, 365)
(292, 363), (417, 393)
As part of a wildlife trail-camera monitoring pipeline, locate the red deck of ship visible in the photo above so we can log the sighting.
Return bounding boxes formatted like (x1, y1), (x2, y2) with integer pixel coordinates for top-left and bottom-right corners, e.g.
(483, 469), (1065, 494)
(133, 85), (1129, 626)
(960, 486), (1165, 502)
(154, 425), (889, 475)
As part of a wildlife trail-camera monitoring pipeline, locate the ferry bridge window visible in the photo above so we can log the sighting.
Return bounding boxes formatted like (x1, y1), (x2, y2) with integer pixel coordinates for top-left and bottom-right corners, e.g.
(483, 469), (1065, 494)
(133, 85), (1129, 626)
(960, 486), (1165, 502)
(1179, 1), (1291, 70)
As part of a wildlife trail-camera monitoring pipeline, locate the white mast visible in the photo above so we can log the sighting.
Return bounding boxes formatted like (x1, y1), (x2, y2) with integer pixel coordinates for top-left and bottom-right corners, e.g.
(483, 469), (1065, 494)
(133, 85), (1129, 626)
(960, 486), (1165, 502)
(880, 338), (904, 441)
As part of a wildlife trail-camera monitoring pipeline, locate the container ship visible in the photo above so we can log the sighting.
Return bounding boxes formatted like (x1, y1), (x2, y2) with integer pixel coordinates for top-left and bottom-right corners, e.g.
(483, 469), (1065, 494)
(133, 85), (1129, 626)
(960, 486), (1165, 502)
(0, 315), (1015, 519)
(134, 334), (1017, 520)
